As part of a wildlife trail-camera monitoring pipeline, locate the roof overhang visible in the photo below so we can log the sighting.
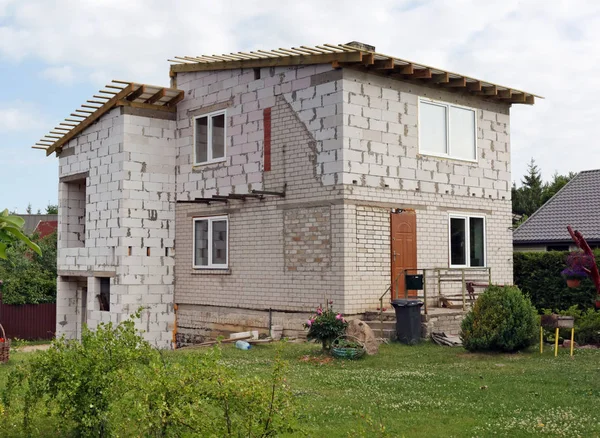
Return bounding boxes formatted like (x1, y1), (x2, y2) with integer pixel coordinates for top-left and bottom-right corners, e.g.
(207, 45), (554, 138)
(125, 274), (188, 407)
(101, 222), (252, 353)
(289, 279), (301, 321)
(169, 43), (541, 105)
(34, 81), (184, 156)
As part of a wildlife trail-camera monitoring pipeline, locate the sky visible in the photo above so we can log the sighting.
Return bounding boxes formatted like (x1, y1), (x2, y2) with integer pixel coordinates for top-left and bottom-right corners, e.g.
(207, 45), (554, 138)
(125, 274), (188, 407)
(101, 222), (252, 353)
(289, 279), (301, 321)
(0, 0), (598, 213)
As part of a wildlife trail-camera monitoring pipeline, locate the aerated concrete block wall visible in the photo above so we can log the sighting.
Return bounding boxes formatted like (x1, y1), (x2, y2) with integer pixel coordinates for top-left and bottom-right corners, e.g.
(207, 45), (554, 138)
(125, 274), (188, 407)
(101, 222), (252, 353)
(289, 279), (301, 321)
(55, 107), (176, 348)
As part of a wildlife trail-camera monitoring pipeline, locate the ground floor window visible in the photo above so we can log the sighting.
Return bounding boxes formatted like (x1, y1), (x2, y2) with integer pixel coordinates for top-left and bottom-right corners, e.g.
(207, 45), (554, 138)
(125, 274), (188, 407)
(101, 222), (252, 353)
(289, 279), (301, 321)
(193, 216), (229, 269)
(449, 215), (486, 267)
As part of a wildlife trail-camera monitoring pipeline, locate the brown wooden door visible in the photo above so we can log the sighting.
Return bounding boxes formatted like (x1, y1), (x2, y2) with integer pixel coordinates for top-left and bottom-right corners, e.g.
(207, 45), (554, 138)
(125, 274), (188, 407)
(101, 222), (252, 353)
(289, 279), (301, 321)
(390, 210), (417, 300)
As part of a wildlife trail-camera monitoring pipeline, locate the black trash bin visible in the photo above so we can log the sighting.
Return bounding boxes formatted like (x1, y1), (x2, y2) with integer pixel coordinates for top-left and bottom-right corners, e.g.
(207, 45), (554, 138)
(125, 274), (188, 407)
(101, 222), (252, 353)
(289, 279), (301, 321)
(391, 299), (423, 345)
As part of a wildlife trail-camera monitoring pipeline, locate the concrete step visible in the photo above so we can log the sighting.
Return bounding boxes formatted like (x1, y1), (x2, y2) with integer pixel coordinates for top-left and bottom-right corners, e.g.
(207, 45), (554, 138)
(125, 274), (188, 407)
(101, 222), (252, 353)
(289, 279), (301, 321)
(364, 310), (396, 321)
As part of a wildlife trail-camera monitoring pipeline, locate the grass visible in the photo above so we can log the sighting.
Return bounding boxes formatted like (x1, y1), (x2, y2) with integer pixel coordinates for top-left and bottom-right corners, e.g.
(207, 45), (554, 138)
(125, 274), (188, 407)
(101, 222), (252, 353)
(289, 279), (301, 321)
(2, 341), (600, 437)
(208, 341), (600, 437)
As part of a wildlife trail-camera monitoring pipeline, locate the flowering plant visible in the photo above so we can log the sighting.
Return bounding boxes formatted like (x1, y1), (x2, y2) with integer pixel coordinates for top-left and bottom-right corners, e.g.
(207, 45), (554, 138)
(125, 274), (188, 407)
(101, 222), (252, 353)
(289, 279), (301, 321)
(304, 301), (347, 351)
(562, 251), (595, 279)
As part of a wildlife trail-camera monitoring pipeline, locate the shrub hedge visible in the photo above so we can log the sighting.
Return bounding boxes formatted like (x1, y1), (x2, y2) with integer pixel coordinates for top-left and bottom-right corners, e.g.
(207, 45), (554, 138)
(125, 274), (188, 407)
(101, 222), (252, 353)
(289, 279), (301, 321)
(514, 250), (600, 311)
(460, 285), (538, 352)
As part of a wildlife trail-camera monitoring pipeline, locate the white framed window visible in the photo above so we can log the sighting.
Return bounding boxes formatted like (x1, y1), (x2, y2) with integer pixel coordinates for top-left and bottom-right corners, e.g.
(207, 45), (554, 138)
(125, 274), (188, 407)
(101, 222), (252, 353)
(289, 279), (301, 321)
(193, 216), (229, 269)
(448, 214), (486, 268)
(193, 110), (226, 165)
(418, 98), (477, 161)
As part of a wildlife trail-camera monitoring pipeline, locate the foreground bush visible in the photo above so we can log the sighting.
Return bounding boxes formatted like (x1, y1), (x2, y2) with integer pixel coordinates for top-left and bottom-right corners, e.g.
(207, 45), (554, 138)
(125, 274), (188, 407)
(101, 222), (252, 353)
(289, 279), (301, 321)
(514, 250), (600, 311)
(461, 285), (538, 352)
(1, 312), (296, 437)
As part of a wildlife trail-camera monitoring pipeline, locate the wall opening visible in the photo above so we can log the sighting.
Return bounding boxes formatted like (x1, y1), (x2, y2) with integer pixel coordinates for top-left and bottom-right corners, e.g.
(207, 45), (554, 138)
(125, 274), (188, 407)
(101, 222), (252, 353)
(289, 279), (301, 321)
(98, 277), (110, 312)
(61, 179), (87, 248)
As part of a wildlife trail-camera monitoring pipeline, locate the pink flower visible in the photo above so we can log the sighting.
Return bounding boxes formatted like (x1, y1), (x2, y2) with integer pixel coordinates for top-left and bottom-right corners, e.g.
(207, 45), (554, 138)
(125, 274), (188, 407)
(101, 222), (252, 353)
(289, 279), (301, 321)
(316, 307), (323, 315)
(329, 300), (333, 305)
(342, 318), (346, 323)
(336, 313), (342, 320)
(306, 319), (312, 327)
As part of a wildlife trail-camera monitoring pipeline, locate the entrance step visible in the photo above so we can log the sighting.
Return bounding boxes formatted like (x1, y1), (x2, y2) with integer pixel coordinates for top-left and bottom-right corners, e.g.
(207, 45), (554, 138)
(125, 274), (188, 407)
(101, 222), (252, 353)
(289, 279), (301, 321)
(364, 320), (396, 340)
(364, 310), (396, 321)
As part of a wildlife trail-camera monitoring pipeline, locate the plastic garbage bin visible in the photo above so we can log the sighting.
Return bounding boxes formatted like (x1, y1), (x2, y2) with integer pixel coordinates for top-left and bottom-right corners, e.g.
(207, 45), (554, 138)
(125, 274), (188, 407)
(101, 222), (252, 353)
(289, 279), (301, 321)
(391, 299), (423, 345)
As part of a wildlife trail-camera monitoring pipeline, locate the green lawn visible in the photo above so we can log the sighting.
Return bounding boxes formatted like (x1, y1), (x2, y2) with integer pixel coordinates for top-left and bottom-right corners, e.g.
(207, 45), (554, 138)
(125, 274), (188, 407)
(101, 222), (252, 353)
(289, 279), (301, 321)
(2, 341), (600, 437)
(209, 341), (600, 437)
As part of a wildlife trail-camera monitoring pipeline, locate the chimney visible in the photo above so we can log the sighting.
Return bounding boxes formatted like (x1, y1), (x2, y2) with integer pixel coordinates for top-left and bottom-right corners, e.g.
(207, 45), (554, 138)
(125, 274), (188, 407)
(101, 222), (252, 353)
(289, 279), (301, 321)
(345, 41), (376, 52)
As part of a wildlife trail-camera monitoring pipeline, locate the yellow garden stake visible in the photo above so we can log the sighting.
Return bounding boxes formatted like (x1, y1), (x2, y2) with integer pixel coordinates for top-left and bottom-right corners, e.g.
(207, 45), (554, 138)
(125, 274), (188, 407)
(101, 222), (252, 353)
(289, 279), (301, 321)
(554, 328), (559, 357)
(540, 326), (544, 354)
(570, 328), (575, 357)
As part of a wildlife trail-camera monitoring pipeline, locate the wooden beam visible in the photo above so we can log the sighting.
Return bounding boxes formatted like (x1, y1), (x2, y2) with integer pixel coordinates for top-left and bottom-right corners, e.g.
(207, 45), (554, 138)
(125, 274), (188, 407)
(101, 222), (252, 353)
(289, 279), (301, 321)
(466, 81), (482, 92)
(45, 135), (62, 139)
(126, 85), (146, 102)
(498, 88), (513, 99)
(115, 100), (177, 113)
(81, 104), (101, 110)
(87, 100), (106, 105)
(510, 93), (526, 103)
(407, 68), (432, 79)
(164, 91), (185, 107)
(59, 122), (78, 127)
(54, 126), (71, 131)
(525, 95), (535, 105)
(170, 51), (363, 73)
(373, 58), (394, 70)
(47, 83), (135, 156)
(396, 63), (414, 74)
(442, 77), (467, 88)
(361, 53), (375, 66)
(431, 72), (449, 84)
(482, 85), (498, 96)
(331, 60), (342, 69)
(70, 113), (88, 118)
(145, 88), (166, 104)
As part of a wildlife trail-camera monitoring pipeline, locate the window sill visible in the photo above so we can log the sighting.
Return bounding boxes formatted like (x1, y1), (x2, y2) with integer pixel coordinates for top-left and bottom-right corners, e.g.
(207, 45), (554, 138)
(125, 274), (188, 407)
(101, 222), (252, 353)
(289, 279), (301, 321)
(191, 269), (231, 275)
(418, 152), (478, 164)
(192, 158), (227, 168)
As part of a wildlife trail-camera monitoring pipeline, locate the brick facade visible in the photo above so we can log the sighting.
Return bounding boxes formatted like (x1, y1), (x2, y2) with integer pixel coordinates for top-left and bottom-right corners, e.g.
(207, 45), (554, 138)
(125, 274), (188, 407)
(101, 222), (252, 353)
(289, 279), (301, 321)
(55, 59), (518, 346)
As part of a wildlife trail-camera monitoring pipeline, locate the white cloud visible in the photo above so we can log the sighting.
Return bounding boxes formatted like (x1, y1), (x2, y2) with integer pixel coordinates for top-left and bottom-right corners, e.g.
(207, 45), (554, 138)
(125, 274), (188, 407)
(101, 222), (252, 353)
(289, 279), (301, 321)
(0, 0), (598, 181)
(0, 101), (47, 132)
(40, 65), (75, 84)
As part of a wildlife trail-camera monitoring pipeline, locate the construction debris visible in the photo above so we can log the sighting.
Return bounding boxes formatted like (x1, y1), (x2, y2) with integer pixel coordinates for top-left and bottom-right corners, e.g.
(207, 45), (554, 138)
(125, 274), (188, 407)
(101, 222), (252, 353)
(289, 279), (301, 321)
(431, 332), (462, 347)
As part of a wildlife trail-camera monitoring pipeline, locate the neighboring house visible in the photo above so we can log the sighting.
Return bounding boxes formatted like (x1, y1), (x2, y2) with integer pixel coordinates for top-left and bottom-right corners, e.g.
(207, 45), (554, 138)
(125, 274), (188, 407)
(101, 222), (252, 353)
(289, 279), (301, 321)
(33, 42), (538, 347)
(21, 214), (58, 238)
(514, 170), (600, 251)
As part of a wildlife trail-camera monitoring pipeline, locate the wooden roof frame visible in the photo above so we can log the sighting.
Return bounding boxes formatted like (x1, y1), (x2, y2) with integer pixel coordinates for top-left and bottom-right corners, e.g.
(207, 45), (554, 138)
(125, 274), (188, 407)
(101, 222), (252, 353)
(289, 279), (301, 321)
(169, 43), (541, 105)
(36, 81), (184, 156)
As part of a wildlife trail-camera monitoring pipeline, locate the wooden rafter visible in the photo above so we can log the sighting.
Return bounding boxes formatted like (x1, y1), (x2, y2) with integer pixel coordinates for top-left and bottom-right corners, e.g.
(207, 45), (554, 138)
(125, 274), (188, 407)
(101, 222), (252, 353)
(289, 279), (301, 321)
(145, 88), (166, 104)
(164, 91), (184, 107)
(126, 85), (146, 102)
(373, 58), (394, 70)
(407, 68), (432, 79)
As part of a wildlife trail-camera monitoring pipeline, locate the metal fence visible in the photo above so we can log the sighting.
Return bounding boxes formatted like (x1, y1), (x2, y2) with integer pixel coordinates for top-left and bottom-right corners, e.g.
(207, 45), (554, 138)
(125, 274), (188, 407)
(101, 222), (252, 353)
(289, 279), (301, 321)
(0, 303), (56, 340)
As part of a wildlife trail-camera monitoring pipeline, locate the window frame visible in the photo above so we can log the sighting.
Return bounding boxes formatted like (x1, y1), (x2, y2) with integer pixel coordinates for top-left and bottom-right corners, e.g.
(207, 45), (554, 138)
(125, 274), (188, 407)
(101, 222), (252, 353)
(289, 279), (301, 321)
(192, 109), (227, 166)
(192, 215), (229, 269)
(448, 213), (487, 268)
(418, 98), (478, 162)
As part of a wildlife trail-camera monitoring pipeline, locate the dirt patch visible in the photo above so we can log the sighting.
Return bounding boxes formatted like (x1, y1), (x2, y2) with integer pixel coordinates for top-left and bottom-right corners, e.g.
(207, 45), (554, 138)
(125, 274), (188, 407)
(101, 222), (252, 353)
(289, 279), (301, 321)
(17, 344), (51, 353)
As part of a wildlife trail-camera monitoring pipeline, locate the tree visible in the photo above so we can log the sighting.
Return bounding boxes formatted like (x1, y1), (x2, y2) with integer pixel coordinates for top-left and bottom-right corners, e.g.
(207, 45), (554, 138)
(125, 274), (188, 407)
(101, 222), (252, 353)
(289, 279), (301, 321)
(45, 204), (58, 214)
(26, 203), (32, 214)
(0, 209), (41, 259)
(541, 171), (576, 204)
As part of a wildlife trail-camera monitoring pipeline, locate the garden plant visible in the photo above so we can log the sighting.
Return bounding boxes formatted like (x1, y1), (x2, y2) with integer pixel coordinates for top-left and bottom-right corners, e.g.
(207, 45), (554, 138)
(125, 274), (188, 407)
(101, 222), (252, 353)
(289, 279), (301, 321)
(304, 301), (347, 351)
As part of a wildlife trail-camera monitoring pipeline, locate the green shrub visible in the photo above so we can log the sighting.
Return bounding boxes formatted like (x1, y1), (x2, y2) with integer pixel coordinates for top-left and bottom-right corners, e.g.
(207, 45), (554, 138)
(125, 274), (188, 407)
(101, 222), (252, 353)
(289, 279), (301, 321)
(543, 305), (600, 345)
(514, 250), (599, 311)
(1, 311), (297, 437)
(460, 285), (538, 352)
(304, 301), (348, 351)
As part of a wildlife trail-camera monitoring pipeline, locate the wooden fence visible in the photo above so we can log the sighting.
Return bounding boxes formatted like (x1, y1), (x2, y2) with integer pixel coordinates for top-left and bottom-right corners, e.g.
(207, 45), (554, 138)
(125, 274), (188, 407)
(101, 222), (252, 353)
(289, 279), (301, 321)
(0, 303), (56, 340)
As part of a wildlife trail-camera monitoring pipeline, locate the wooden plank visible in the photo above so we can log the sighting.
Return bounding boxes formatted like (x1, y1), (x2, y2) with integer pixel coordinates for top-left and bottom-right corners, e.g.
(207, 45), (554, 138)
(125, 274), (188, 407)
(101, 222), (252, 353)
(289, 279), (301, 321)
(431, 72), (449, 84)
(525, 95), (535, 105)
(373, 58), (394, 70)
(408, 68), (432, 79)
(498, 88), (513, 99)
(443, 77), (467, 88)
(115, 100), (177, 113)
(46, 83), (134, 156)
(145, 88), (166, 104)
(361, 53), (375, 66)
(126, 85), (146, 102)
(467, 81), (482, 92)
(164, 90), (185, 107)
(396, 63), (414, 74)
(482, 85), (498, 96)
(510, 93), (527, 103)
(170, 51), (363, 73)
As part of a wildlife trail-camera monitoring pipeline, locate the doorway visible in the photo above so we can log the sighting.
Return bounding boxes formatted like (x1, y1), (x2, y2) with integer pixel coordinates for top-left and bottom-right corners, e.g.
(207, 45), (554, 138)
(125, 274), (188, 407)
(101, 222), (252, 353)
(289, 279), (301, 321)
(390, 210), (417, 299)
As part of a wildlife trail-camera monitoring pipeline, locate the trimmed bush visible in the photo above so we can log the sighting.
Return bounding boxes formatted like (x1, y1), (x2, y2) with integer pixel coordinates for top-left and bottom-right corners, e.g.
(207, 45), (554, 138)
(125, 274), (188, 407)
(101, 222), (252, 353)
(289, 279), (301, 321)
(514, 250), (600, 311)
(461, 285), (538, 352)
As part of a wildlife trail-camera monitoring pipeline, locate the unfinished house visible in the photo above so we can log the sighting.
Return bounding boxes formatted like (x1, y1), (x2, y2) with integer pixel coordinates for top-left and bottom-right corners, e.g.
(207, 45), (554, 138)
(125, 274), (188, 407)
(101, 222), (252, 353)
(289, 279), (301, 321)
(34, 42), (538, 346)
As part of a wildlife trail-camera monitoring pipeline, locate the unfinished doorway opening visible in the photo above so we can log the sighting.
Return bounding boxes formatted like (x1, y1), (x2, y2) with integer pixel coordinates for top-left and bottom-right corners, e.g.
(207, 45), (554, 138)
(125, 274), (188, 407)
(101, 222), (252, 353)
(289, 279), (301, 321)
(60, 178), (87, 248)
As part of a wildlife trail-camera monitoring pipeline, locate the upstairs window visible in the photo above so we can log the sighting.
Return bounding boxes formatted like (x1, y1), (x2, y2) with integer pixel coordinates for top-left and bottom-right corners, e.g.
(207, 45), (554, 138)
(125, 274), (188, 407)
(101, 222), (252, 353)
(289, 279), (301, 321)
(419, 99), (477, 161)
(193, 110), (226, 165)
(449, 215), (486, 267)
(193, 216), (228, 269)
